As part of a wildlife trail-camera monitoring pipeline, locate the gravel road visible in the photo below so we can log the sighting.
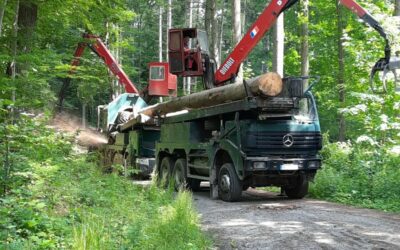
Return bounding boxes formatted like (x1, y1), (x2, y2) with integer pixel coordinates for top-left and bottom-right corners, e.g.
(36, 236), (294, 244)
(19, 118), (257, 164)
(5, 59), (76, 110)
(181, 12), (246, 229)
(193, 187), (400, 250)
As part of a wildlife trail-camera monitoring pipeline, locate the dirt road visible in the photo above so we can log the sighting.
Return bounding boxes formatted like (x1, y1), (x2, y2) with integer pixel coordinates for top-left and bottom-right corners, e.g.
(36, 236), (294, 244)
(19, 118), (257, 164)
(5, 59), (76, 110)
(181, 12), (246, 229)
(193, 188), (400, 250)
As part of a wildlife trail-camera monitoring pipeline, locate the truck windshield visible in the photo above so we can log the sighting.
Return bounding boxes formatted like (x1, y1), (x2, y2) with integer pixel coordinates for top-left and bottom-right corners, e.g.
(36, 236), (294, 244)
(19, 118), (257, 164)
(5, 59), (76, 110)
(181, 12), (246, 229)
(294, 97), (316, 122)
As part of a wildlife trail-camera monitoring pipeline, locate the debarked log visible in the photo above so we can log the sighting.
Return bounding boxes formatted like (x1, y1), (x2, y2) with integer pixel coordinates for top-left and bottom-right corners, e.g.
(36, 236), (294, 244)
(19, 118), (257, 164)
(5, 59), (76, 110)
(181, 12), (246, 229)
(139, 72), (282, 117)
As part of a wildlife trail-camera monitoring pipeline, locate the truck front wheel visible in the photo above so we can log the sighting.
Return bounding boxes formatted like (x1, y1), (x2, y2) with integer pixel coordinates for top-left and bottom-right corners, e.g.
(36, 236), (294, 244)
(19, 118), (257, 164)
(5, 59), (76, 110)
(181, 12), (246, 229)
(172, 159), (187, 191)
(284, 175), (309, 199)
(159, 156), (173, 187)
(218, 163), (242, 202)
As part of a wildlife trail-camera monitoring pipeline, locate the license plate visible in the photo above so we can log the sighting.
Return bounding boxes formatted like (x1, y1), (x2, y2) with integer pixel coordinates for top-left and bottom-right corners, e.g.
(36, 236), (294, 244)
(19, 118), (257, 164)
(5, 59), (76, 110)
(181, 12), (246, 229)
(281, 164), (299, 171)
(136, 158), (149, 166)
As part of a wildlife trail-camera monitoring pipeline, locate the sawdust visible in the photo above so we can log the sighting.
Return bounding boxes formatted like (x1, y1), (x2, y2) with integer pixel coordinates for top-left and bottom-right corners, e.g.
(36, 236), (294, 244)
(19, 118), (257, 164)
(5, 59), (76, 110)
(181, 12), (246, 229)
(49, 112), (107, 147)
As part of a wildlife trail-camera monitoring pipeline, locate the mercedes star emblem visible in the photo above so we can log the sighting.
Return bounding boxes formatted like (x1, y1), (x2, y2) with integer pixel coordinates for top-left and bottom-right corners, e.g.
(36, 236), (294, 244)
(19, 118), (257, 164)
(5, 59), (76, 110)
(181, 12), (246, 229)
(283, 134), (294, 147)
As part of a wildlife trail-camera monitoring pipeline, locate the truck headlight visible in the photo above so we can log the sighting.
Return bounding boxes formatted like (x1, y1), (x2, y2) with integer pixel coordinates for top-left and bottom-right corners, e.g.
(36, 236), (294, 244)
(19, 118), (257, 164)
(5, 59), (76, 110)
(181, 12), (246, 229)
(253, 162), (267, 170)
(308, 161), (320, 168)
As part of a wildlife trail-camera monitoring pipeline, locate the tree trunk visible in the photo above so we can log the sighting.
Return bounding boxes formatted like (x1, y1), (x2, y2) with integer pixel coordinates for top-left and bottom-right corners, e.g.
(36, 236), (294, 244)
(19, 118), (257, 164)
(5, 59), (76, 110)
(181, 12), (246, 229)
(205, 0), (216, 60)
(166, 0), (172, 60)
(233, 0), (243, 81)
(82, 103), (86, 128)
(0, 0), (7, 37)
(300, 0), (309, 88)
(217, 3), (225, 66)
(159, 6), (163, 62)
(272, 14), (284, 77)
(17, 0), (37, 54)
(10, 0), (19, 122)
(395, 0), (400, 16)
(336, 0), (346, 142)
(139, 72), (282, 117)
(188, 0), (194, 94)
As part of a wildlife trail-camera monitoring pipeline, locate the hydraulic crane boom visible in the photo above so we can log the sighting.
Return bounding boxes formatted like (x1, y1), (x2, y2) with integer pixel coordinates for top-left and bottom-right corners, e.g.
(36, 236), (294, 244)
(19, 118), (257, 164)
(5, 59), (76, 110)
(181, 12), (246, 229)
(168, 0), (399, 92)
(215, 0), (397, 88)
(70, 33), (139, 93)
(214, 0), (298, 85)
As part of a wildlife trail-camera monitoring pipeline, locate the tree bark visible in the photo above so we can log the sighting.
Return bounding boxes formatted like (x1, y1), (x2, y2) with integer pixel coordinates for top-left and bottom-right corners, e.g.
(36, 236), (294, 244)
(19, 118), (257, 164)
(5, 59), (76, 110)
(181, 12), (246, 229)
(0, 0), (7, 37)
(205, 0), (216, 60)
(17, 0), (37, 53)
(395, 0), (400, 16)
(140, 72), (283, 117)
(233, 0), (243, 81)
(272, 14), (284, 76)
(159, 7), (163, 62)
(186, 0), (194, 94)
(10, 0), (19, 122)
(336, 0), (346, 142)
(300, 0), (309, 87)
(166, 0), (172, 60)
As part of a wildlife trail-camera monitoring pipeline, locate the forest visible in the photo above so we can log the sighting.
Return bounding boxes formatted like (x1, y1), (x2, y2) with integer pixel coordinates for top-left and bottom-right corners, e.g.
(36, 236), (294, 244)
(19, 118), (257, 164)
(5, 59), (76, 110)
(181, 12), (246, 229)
(0, 0), (400, 249)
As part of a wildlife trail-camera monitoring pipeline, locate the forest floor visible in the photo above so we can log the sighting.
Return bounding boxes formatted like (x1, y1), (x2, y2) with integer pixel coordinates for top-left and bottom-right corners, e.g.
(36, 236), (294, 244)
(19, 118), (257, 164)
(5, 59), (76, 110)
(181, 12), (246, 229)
(192, 186), (400, 250)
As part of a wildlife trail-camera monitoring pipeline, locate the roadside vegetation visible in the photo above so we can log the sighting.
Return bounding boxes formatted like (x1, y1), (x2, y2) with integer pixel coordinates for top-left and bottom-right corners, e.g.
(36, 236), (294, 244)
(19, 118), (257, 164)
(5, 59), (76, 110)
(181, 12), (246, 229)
(0, 115), (210, 249)
(309, 135), (400, 212)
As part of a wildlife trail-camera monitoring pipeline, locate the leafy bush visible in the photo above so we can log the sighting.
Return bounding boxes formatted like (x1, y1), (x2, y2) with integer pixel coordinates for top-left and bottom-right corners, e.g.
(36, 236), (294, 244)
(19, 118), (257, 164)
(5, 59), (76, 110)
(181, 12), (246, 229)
(309, 134), (400, 212)
(0, 117), (211, 249)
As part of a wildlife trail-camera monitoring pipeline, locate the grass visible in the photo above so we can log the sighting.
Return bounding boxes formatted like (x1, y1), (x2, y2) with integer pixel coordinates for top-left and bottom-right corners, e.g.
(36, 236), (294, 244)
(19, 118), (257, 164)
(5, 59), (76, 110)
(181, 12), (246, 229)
(0, 117), (211, 249)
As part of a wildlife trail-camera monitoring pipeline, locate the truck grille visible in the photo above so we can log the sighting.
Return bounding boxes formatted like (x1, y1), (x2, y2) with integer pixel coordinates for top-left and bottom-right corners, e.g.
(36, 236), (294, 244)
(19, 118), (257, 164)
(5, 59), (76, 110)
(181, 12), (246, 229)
(243, 132), (322, 151)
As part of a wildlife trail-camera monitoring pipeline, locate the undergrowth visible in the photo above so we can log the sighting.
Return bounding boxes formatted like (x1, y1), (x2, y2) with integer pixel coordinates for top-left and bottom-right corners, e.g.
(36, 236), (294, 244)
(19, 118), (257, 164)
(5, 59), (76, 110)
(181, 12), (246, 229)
(309, 134), (400, 212)
(0, 115), (210, 249)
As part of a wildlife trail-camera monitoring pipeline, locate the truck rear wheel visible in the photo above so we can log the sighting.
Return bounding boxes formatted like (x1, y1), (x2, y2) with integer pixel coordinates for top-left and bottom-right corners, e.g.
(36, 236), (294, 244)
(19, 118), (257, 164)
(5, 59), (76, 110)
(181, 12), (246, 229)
(172, 159), (187, 191)
(187, 179), (201, 191)
(284, 175), (309, 199)
(218, 163), (242, 202)
(159, 156), (173, 187)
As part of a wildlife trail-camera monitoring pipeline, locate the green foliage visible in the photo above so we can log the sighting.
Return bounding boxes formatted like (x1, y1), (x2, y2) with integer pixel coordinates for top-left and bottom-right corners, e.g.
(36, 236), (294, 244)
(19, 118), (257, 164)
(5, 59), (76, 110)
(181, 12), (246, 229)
(309, 134), (400, 212)
(0, 117), (211, 249)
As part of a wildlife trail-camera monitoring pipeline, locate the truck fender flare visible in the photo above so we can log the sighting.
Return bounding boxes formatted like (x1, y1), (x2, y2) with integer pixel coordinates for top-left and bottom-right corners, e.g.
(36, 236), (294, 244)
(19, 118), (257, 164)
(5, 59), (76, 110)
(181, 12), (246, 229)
(211, 143), (244, 181)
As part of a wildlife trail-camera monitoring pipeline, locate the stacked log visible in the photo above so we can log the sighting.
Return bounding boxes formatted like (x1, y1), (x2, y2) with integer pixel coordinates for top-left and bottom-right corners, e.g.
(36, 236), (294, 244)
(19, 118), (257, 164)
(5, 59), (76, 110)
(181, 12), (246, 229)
(139, 72), (282, 117)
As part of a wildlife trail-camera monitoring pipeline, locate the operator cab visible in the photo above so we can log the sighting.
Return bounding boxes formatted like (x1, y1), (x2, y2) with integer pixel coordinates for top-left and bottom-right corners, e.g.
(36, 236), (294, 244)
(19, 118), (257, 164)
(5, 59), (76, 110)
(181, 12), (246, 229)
(168, 28), (210, 77)
(148, 62), (177, 97)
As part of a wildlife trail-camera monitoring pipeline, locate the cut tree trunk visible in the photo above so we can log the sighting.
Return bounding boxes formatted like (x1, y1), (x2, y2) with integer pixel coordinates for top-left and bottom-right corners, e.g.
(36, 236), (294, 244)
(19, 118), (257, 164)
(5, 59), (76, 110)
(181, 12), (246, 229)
(140, 72), (282, 117)
(336, 0), (346, 142)
(0, 0), (7, 37)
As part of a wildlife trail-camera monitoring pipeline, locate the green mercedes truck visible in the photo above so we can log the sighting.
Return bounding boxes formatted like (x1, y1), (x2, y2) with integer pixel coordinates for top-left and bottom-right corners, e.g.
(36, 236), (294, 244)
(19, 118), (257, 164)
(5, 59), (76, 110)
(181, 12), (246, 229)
(155, 78), (322, 201)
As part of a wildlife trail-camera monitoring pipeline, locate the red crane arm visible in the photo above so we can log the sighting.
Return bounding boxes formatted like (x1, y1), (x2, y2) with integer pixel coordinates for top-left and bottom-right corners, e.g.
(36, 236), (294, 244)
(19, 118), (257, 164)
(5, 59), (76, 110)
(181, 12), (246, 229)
(213, 0), (391, 86)
(340, 0), (367, 17)
(69, 34), (139, 94)
(214, 0), (293, 85)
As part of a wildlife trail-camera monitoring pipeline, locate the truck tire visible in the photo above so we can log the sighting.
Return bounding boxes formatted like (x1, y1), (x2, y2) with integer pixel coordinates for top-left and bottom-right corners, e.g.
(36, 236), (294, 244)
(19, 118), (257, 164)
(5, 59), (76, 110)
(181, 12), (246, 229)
(172, 158), (187, 191)
(123, 153), (132, 178)
(158, 156), (173, 187)
(218, 163), (242, 202)
(284, 175), (309, 199)
(187, 179), (201, 192)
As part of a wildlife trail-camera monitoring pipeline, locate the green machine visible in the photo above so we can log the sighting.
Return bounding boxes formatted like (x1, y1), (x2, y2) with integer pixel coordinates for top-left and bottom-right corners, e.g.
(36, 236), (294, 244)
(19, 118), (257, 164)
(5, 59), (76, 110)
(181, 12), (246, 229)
(98, 93), (159, 178)
(155, 77), (322, 201)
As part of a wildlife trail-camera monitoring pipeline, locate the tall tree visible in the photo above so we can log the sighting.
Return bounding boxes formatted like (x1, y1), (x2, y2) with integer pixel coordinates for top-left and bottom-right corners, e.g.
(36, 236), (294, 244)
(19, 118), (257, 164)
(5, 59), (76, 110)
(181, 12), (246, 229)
(205, 0), (216, 61)
(185, 0), (193, 94)
(233, 0), (242, 81)
(166, 0), (172, 60)
(300, 0), (309, 86)
(159, 6), (163, 62)
(0, 0), (7, 37)
(272, 14), (284, 76)
(336, 0), (346, 142)
(395, 0), (400, 16)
